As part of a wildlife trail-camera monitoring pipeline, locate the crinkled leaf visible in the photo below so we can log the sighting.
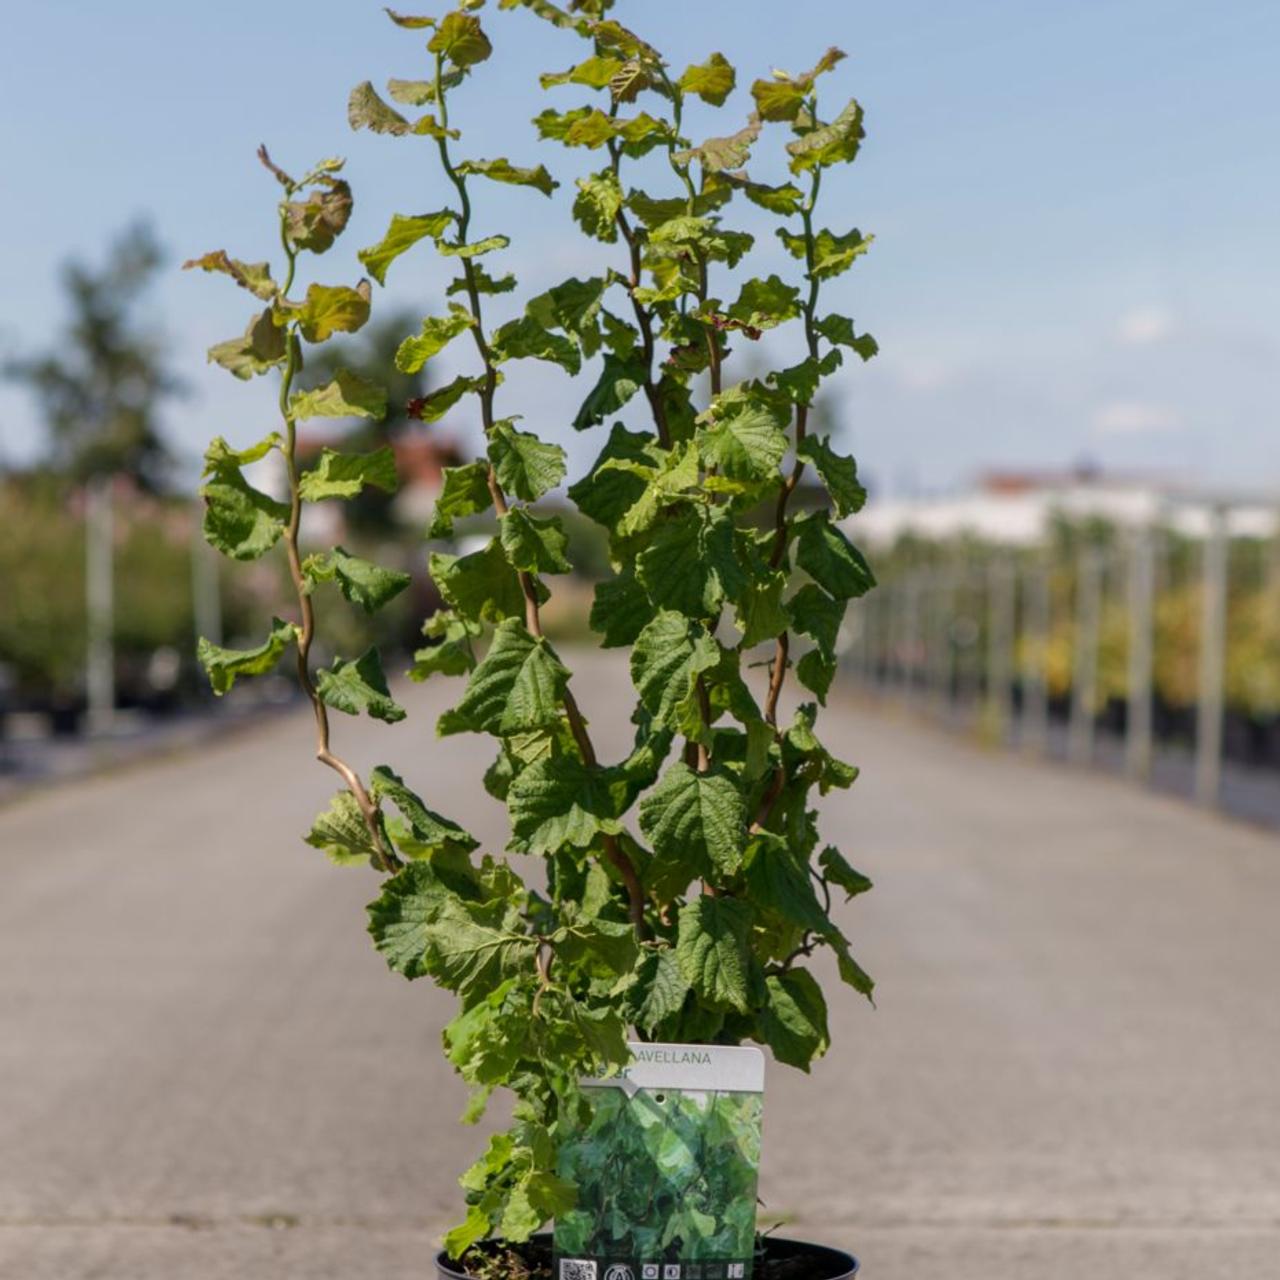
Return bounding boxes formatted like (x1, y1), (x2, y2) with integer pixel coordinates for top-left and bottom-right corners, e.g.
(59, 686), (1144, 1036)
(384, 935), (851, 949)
(458, 157), (557, 197)
(787, 584), (844, 659)
(298, 446), (398, 501)
(430, 539), (533, 624)
(206, 308), (286, 380)
(507, 756), (628, 855)
(630, 610), (719, 735)
(636, 506), (746, 619)
(794, 512), (875, 600)
(428, 10), (492, 68)
(428, 461), (492, 538)
(289, 369), (387, 422)
(567, 424), (650, 527)
(674, 896), (758, 1013)
(348, 81), (412, 135)
(788, 98), (866, 173)
(815, 312), (879, 361)
(673, 119), (760, 174)
(316, 647), (406, 723)
(359, 210), (456, 285)
(197, 617), (297, 695)
(288, 281), (372, 343)
(641, 762), (746, 884)
(306, 546), (410, 614)
(395, 304), (474, 373)
(736, 569), (789, 647)
(284, 180), (353, 254)
(797, 435), (866, 518)
(371, 764), (479, 856)
(572, 170), (622, 243)
(438, 234), (510, 259)
(698, 396), (789, 482)
(500, 509), (571, 574)
(490, 315), (580, 373)
(441, 618), (569, 737)
(200, 446), (289, 562)
(589, 567), (655, 648)
(573, 352), (646, 430)
(183, 251), (276, 300)
(818, 845), (873, 900)
(727, 274), (802, 331)
(677, 52), (735, 106)
(759, 969), (830, 1071)
(489, 420), (566, 500)
(305, 790), (384, 867)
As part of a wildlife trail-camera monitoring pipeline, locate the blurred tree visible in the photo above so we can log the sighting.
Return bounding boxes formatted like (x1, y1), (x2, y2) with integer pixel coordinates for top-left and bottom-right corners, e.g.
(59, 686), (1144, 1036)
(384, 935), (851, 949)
(5, 222), (180, 488)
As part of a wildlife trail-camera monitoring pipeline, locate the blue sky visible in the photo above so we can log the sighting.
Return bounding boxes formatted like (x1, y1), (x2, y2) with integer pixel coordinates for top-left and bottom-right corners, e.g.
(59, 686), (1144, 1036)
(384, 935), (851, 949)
(2, 0), (1277, 496)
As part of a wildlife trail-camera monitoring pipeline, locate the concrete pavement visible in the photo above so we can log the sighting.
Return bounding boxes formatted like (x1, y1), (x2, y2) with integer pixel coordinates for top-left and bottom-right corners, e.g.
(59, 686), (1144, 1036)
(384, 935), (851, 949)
(2, 650), (1279, 1279)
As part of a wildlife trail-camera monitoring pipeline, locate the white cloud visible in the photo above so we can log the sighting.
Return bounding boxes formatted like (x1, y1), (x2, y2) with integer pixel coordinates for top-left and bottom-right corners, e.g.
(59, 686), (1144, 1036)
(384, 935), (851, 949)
(1116, 305), (1174, 346)
(1092, 400), (1182, 436)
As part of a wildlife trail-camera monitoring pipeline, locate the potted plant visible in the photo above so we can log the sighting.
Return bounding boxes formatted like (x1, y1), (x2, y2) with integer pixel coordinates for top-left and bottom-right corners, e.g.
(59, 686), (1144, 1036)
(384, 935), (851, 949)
(187, 2), (877, 1276)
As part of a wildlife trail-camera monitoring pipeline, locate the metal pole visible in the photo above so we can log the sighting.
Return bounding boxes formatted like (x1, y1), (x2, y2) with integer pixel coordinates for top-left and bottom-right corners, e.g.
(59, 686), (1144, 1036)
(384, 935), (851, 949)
(85, 476), (115, 736)
(1125, 523), (1156, 781)
(1021, 559), (1051, 755)
(1195, 507), (1228, 808)
(1068, 546), (1101, 766)
(986, 558), (1016, 744)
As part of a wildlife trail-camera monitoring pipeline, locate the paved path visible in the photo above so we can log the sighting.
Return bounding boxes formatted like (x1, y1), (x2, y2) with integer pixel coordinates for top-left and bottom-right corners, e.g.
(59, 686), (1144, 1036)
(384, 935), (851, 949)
(2, 652), (1278, 1279)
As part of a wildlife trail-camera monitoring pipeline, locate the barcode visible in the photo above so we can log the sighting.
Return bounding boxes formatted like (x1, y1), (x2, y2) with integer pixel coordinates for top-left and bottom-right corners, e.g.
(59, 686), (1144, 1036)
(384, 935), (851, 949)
(560, 1261), (598, 1280)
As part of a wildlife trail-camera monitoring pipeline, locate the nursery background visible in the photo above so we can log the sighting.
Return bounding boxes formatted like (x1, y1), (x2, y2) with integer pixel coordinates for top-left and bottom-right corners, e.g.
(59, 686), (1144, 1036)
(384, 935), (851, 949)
(2, 2), (1279, 1279)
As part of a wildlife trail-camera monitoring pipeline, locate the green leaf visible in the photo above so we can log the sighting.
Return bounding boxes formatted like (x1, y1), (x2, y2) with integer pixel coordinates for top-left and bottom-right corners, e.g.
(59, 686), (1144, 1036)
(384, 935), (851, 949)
(428, 461), (493, 538)
(674, 896), (757, 1013)
(526, 277), (608, 358)
(304, 790), (383, 866)
(728, 177), (805, 216)
(727, 275), (802, 332)
(348, 80), (413, 135)
(678, 52), (735, 106)
(444, 1207), (491, 1261)
(770, 350), (842, 405)
(370, 765), (479, 856)
(629, 948), (691, 1035)
(410, 609), (479, 682)
(507, 756), (628, 854)
(573, 352), (646, 430)
(499, 509), (571, 574)
(636, 506), (747, 619)
(395, 304), (474, 374)
(736, 570), (789, 648)
(750, 48), (846, 123)
(555, 917), (640, 980)
(787, 584), (844, 659)
(568, 424), (650, 527)
(305, 546), (410, 614)
(815, 313), (879, 361)
(778, 225), (873, 280)
(200, 437), (289, 561)
(283, 179), (353, 254)
(818, 845), (873, 900)
(697, 394), (790, 482)
(788, 98), (866, 173)
(386, 78), (437, 105)
(431, 539), (531, 624)
(289, 369), (387, 422)
(759, 969), (829, 1071)
(438, 234), (510, 260)
(797, 436), (866, 518)
(572, 170), (622, 243)
(427, 11), (492, 68)
(384, 9), (436, 28)
(796, 647), (835, 703)
(197, 617), (297, 695)
(490, 315), (580, 373)
(489, 420), (566, 500)
(358, 210), (456, 285)
(794, 512), (876, 600)
(287, 282), (372, 343)
(673, 119), (760, 174)
(206, 307), (286, 380)
(589, 567), (655, 649)
(315, 647), (407, 723)
(745, 832), (828, 933)
(182, 250), (276, 300)
(457, 157), (557, 197)
(408, 375), (486, 427)
(441, 619), (569, 737)
(641, 762), (746, 884)
(540, 54), (624, 91)
(298, 446), (398, 501)
(630, 611), (719, 735)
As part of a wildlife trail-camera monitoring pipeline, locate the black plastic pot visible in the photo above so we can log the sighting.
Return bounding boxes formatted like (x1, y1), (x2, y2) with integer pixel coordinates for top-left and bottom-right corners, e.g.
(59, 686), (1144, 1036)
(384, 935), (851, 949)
(437, 1234), (858, 1280)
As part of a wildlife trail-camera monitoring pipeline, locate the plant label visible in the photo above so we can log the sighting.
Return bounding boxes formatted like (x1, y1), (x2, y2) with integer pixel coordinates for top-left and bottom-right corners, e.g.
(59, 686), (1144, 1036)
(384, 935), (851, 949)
(554, 1043), (766, 1280)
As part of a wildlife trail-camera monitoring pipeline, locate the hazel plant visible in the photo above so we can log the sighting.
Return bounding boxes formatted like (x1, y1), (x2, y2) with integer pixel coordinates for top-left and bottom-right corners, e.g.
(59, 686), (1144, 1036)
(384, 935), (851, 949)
(192, 0), (878, 1261)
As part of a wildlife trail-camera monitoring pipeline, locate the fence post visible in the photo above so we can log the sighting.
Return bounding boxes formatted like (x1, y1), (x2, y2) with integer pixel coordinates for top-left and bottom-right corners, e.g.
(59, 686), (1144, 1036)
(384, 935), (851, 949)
(986, 557), (1016, 744)
(1021, 558), (1051, 755)
(1195, 506), (1228, 807)
(85, 476), (115, 736)
(1068, 546), (1102, 765)
(1125, 522), (1156, 781)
